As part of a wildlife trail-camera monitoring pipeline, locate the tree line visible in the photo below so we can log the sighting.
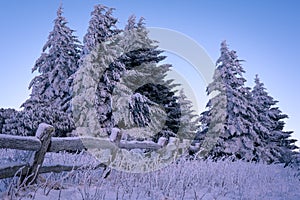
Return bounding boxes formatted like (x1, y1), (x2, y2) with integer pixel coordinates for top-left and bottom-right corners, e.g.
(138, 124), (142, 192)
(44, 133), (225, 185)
(0, 4), (298, 165)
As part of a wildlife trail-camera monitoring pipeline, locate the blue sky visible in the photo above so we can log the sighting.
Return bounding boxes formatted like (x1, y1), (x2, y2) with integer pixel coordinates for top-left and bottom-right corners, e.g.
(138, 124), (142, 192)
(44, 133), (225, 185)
(0, 0), (299, 147)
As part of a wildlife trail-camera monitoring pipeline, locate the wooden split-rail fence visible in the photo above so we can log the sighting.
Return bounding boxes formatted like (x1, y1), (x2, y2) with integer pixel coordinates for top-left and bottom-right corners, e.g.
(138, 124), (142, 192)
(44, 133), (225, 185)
(0, 123), (193, 185)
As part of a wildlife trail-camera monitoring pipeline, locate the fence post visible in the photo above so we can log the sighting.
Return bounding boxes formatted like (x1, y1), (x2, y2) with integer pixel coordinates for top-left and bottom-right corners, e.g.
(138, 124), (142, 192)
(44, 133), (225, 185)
(20, 123), (54, 185)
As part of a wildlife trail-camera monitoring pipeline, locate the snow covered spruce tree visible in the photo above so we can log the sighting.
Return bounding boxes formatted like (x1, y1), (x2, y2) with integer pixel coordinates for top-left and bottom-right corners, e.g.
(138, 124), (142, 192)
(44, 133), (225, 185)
(176, 89), (199, 141)
(252, 75), (298, 164)
(90, 15), (166, 139)
(82, 4), (120, 56)
(198, 41), (263, 162)
(3, 6), (81, 136)
(76, 4), (122, 135)
(23, 6), (81, 112)
(115, 16), (183, 141)
(80, 12), (186, 141)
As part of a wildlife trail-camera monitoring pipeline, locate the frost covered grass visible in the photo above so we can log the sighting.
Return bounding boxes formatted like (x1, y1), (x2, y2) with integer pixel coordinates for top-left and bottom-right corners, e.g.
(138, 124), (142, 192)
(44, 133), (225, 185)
(0, 149), (299, 200)
(71, 159), (299, 200)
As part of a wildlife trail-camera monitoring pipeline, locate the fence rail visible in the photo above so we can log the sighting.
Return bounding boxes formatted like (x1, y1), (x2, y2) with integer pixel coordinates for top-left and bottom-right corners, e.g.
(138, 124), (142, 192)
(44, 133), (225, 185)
(0, 132), (164, 153)
(0, 123), (169, 184)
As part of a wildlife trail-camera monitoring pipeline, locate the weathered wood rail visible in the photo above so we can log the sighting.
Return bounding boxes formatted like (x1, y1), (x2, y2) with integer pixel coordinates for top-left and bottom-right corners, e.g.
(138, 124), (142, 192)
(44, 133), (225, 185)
(0, 123), (170, 184)
(0, 131), (164, 153)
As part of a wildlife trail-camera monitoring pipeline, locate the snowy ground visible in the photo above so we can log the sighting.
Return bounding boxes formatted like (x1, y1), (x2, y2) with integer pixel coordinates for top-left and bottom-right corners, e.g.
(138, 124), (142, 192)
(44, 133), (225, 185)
(0, 150), (299, 200)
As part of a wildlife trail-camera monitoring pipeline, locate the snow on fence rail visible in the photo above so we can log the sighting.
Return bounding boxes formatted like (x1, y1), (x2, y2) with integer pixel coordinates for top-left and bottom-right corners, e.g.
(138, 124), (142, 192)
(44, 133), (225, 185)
(0, 123), (168, 184)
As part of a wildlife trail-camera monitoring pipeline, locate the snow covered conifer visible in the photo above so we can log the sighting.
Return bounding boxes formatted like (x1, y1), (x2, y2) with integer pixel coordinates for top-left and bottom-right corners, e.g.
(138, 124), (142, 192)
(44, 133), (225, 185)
(116, 16), (182, 140)
(252, 75), (298, 163)
(82, 4), (120, 56)
(72, 29), (122, 136)
(198, 41), (262, 162)
(268, 106), (298, 164)
(75, 4), (121, 135)
(23, 6), (81, 112)
(4, 6), (81, 137)
(79, 12), (190, 142)
(91, 15), (165, 138)
(177, 89), (198, 140)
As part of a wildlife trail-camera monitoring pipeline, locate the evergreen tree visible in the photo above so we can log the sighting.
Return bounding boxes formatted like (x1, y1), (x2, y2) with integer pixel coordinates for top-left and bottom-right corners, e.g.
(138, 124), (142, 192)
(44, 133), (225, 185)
(77, 11), (192, 142)
(198, 41), (262, 162)
(4, 6), (80, 137)
(253, 75), (298, 163)
(82, 4), (120, 56)
(91, 15), (165, 138)
(94, 46), (126, 135)
(251, 74), (279, 163)
(176, 89), (199, 140)
(73, 33), (122, 137)
(81, 14), (185, 142)
(269, 107), (298, 163)
(74, 4), (121, 135)
(288, 152), (300, 172)
(22, 6), (81, 112)
(116, 16), (182, 141)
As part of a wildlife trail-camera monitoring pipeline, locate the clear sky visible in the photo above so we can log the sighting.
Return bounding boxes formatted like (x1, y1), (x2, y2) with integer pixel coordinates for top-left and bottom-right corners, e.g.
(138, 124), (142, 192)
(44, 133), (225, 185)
(0, 0), (299, 147)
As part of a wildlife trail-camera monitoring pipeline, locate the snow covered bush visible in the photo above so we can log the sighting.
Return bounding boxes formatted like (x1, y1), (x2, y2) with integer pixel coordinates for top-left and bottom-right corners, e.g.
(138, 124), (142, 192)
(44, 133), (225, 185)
(0, 108), (17, 134)
(2, 106), (75, 137)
